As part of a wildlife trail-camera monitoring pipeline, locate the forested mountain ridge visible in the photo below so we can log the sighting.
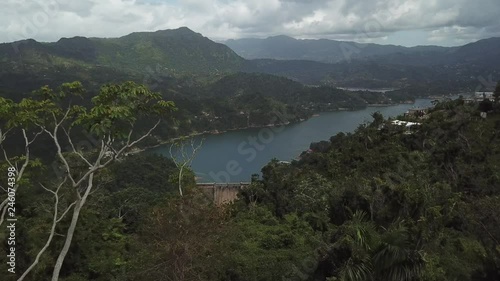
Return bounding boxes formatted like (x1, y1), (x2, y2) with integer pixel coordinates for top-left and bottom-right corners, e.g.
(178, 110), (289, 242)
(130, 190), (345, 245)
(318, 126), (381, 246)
(1, 28), (498, 96)
(225, 35), (454, 63)
(3, 87), (500, 280)
(0, 27), (244, 74)
(241, 58), (481, 93)
(239, 39), (500, 90)
(0, 27), (244, 96)
(230, 36), (500, 89)
(225, 35), (500, 67)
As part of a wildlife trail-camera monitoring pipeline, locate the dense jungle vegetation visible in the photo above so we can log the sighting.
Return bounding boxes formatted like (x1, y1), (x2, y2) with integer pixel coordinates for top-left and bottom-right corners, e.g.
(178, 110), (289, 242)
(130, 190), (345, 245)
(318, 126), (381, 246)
(1, 81), (500, 281)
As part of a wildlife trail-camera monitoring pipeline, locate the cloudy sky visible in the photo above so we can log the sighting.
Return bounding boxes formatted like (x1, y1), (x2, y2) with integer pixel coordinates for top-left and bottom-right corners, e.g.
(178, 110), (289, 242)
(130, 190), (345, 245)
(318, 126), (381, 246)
(3, 0), (500, 46)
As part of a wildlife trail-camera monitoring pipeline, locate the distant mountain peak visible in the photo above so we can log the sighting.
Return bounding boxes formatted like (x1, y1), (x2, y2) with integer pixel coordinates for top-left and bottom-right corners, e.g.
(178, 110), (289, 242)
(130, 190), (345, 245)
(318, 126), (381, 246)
(267, 35), (296, 41)
(152, 26), (203, 37)
(120, 27), (204, 40)
(174, 26), (195, 32)
(56, 36), (93, 43)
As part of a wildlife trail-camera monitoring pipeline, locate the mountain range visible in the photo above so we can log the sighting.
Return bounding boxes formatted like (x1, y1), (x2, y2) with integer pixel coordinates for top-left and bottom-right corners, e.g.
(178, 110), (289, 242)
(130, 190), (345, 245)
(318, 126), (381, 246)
(225, 35), (500, 67)
(0, 27), (499, 98)
(237, 36), (500, 90)
(225, 35), (451, 63)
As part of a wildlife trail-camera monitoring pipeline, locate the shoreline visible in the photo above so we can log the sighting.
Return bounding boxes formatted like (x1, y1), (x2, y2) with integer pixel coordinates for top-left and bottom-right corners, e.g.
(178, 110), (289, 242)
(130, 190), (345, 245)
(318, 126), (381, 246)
(130, 121), (295, 155)
(132, 99), (429, 155)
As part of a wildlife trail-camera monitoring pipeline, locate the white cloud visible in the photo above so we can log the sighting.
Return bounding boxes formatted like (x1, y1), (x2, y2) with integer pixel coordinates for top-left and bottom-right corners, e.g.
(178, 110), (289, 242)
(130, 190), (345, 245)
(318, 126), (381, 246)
(1, 0), (499, 45)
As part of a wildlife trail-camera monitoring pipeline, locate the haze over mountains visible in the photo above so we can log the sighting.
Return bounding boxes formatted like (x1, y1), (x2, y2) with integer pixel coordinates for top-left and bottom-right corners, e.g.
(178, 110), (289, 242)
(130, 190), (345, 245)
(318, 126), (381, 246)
(225, 35), (452, 63)
(236, 36), (500, 90)
(225, 35), (500, 67)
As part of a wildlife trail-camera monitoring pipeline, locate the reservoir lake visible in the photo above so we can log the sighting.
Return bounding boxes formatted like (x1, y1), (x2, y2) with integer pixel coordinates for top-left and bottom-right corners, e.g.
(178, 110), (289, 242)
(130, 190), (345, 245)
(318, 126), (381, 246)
(151, 99), (434, 183)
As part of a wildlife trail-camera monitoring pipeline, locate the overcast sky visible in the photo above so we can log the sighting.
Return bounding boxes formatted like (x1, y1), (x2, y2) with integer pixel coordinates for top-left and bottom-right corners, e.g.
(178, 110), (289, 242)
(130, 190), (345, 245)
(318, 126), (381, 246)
(3, 0), (500, 47)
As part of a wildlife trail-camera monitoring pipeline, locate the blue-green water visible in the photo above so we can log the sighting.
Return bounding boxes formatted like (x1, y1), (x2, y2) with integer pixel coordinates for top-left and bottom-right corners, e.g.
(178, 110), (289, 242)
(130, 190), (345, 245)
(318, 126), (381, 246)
(152, 99), (434, 182)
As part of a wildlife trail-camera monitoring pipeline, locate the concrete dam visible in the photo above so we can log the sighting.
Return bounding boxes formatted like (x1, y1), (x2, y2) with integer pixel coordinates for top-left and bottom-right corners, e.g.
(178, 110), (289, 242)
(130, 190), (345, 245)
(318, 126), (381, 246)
(197, 182), (251, 205)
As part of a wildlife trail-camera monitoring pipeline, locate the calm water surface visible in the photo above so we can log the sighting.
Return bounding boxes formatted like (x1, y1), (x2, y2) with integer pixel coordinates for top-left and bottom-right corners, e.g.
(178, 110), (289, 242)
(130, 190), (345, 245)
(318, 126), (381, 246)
(152, 99), (434, 182)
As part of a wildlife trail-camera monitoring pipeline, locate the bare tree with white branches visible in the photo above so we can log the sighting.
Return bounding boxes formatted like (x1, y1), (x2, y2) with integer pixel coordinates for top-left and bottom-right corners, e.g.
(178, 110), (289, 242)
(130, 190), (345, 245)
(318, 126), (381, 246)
(169, 137), (204, 196)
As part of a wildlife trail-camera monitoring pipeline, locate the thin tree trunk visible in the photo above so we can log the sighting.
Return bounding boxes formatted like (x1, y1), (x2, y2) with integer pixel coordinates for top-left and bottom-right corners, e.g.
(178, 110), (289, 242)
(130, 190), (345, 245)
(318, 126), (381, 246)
(18, 219), (58, 281)
(51, 201), (82, 281)
(179, 166), (184, 196)
(19, 184), (74, 281)
(52, 174), (94, 281)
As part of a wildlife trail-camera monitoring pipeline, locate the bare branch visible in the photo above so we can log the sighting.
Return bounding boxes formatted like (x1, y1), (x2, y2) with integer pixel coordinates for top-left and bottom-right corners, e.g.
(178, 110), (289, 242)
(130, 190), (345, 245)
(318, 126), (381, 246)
(41, 127), (54, 138)
(57, 202), (76, 223)
(27, 128), (44, 146)
(62, 127), (92, 167)
(0, 128), (13, 143)
(72, 143), (107, 189)
(52, 125), (76, 186)
(47, 105), (79, 187)
(17, 129), (31, 182)
(169, 142), (180, 166)
(55, 107), (72, 128)
(2, 145), (14, 168)
(97, 119), (162, 170)
(18, 177), (69, 281)
(124, 119), (161, 151)
(0, 128), (42, 228)
(126, 123), (134, 145)
(0, 204), (7, 230)
(40, 183), (56, 196)
(170, 137), (204, 196)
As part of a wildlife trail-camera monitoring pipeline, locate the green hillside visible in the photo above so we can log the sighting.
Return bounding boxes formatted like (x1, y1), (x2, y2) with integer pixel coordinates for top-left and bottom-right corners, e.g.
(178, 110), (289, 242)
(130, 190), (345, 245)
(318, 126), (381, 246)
(0, 27), (244, 96)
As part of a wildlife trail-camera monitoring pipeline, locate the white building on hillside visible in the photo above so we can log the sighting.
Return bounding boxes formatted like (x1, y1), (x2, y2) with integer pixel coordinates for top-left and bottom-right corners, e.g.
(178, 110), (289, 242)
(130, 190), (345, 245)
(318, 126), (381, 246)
(475, 92), (494, 101)
(391, 120), (421, 134)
